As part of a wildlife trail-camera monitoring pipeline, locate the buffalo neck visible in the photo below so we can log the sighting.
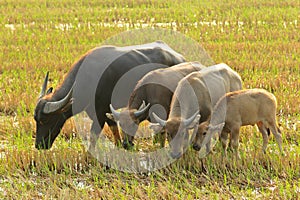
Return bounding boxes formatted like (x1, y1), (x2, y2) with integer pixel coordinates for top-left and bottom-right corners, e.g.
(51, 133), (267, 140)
(51, 52), (88, 102)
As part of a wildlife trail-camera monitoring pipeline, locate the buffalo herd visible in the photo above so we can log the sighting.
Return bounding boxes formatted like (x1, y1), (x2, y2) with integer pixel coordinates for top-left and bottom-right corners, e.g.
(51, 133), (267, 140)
(34, 41), (283, 159)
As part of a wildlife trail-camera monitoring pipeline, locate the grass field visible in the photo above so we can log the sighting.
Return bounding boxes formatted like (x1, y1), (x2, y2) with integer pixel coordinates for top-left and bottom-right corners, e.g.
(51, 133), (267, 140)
(0, 0), (299, 199)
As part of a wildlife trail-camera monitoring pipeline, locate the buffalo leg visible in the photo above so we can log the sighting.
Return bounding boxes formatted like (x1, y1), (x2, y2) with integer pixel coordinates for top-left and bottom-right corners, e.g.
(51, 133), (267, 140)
(89, 120), (102, 153)
(220, 130), (229, 154)
(153, 131), (166, 148)
(257, 122), (269, 153)
(160, 131), (167, 148)
(229, 126), (241, 159)
(220, 129), (229, 157)
(269, 121), (283, 153)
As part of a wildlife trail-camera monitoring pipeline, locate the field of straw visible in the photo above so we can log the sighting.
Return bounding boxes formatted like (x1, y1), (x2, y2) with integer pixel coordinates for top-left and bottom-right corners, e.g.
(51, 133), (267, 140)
(0, 0), (299, 199)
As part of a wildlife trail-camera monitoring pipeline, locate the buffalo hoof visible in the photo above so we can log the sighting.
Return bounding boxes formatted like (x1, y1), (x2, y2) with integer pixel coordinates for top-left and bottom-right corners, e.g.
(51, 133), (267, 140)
(192, 144), (201, 151)
(123, 141), (134, 150)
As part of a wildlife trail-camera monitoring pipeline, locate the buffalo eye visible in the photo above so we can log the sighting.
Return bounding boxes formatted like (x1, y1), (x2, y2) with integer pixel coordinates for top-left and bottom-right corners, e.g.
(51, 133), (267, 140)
(38, 115), (49, 125)
(203, 132), (207, 136)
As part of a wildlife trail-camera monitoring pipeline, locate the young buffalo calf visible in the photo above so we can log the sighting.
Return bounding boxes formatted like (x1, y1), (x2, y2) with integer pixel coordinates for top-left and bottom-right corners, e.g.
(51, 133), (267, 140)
(193, 89), (283, 157)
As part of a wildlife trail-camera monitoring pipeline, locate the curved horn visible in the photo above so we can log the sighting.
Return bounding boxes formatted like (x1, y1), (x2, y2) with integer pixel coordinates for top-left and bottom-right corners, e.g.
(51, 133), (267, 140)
(109, 104), (121, 119)
(43, 85), (73, 114)
(152, 112), (167, 127)
(134, 102), (150, 118)
(183, 111), (199, 127)
(138, 100), (146, 110)
(39, 71), (49, 99)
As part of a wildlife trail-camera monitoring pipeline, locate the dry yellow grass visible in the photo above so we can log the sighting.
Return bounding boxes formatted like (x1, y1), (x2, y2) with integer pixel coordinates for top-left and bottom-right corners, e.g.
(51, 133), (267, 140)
(0, 0), (299, 199)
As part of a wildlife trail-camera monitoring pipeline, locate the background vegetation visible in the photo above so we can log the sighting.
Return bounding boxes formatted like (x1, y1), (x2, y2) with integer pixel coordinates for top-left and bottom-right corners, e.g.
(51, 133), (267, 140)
(0, 0), (299, 199)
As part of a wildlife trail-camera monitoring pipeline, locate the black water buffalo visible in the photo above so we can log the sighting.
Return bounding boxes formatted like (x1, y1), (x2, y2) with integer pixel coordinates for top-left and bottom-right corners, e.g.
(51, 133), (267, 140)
(149, 63), (243, 158)
(34, 41), (185, 150)
(108, 62), (206, 149)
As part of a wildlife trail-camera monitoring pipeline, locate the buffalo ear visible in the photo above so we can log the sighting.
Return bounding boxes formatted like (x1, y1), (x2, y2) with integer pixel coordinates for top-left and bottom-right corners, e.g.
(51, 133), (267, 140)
(149, 123), (163, 133)
(46, 87), (53, 94)
(208, 122), (225, 132)
(106, 113), (115, 121)
(61, 98), (74, 113)
(187, 114), (201, 129)
(138, 101), (146, 110)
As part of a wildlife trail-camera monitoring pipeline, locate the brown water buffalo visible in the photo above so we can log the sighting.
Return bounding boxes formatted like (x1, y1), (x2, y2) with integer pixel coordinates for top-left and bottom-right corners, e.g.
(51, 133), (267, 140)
(34, 41), (185, 150)
(149, 63), (242, 158)
(108, 62), (206, 149)
(193, 88), (283, 158)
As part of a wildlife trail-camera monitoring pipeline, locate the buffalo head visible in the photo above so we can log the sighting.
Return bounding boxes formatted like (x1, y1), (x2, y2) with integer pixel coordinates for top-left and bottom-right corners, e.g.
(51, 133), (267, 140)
(149, 112), (200, 159)
(34, 72), (73, 149)
(192, 121), (225, 154)
(192, 121), (209, 151)
(107, 101), (150, 149)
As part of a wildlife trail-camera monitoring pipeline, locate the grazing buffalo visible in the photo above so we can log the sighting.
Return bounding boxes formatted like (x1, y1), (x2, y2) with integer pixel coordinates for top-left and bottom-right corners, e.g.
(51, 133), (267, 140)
(149, 63), (242, 158)
(193, 89), (283, 158)
(34, 41), (185, 150)
(108, 62), (206, 149)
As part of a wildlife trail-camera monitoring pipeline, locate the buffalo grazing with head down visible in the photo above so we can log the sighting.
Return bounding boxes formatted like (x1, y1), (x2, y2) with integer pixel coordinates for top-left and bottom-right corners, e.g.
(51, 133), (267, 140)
(149, 63), (243, 159)
(193, 88), (283, 158)
(107, 61), (206, 149)
(34, 41), (185, 150)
